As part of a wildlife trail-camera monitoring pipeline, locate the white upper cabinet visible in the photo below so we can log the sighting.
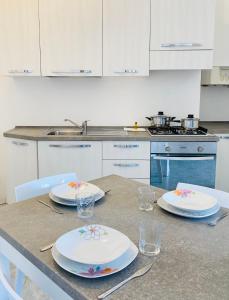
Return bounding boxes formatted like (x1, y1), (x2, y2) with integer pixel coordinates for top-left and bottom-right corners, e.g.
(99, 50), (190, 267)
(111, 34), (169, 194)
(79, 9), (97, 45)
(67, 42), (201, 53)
(214, 0), (229, 66)
(0, 0), (40, 76)
(39, 0), (102, 76)
(151, 0), (215, 51)
(103, 0), (150, 76)
(150, 0), (216, 70)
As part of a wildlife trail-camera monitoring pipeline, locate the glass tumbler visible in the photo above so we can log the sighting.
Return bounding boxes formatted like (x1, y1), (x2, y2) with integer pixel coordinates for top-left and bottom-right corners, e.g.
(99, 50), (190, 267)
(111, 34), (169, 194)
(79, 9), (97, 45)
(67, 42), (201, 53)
(77, 196), (95, 219)
(139, 220), (162, 256)
(137, 186), (156, 211)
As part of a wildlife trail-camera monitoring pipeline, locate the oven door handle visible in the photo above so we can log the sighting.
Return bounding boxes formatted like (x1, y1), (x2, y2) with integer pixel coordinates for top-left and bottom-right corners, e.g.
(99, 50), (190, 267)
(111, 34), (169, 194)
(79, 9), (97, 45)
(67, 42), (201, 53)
(151, 155), (215, 161)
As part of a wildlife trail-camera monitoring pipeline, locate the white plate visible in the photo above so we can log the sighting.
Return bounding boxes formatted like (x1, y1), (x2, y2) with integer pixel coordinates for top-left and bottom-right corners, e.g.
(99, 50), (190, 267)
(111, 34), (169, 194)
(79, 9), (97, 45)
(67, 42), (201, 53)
(157, 197), (220, 218)
(49, 191), (104, 207)
(51, 181), (104, 201)
(52, 242), (138, 278)
(162, 189), (218, 212)
(55, 225), (130, 265)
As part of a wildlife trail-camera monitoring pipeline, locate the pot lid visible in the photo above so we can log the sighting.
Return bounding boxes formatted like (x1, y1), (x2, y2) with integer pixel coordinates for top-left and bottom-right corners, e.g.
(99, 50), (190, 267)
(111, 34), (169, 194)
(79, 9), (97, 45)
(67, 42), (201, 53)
(185, 114), (199, 120)
(151, 111), (169, 118)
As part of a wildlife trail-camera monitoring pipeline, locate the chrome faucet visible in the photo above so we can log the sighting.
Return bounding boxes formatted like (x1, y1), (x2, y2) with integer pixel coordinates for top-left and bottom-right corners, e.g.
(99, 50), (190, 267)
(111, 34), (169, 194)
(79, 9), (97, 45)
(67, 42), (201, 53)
(64, 119), (89, 135)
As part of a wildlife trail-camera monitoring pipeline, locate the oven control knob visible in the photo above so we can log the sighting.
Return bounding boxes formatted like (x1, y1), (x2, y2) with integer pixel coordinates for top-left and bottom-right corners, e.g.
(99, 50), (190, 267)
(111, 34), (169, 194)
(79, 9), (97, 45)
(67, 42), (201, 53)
(165, 146), (171, 152)
(197, 146), (204, 153)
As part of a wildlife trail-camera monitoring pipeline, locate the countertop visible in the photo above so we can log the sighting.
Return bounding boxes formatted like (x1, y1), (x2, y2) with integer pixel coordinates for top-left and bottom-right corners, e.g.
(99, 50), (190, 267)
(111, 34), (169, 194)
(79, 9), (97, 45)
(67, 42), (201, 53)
(200, 121), (229, 135)
(3, 126), (219, 142)
(0, 175), (229, 300)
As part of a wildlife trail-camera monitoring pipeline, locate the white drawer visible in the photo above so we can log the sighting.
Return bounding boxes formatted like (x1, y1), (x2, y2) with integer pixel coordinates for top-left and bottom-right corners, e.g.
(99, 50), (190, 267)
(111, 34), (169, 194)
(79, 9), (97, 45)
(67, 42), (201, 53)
(103, 141), (150, 159)
(102, 160), (150, 178)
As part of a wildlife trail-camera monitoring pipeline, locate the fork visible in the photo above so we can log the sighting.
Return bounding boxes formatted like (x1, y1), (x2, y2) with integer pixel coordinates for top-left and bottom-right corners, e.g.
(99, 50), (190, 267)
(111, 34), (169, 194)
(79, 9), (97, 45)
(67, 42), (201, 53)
(37, 200), (64, 214)
(97, 262), (153, 299)
(207, 212), (229, 226)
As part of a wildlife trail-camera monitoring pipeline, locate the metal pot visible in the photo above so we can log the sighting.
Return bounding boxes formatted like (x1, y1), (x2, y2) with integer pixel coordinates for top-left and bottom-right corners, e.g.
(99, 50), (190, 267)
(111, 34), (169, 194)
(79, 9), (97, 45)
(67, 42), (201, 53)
(146, 111), (176, 127)
(181, 114), (199, 130)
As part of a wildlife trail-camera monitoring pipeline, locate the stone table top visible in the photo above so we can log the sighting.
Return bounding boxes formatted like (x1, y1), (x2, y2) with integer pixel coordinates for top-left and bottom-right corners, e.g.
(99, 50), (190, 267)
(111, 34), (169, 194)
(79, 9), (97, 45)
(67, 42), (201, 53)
(0, 175), (228, 300)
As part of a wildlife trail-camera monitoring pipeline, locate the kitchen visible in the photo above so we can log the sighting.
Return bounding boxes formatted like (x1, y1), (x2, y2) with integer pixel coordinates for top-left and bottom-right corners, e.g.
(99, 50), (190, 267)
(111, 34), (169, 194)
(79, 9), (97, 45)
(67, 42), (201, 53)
(0, 0), (229, 299)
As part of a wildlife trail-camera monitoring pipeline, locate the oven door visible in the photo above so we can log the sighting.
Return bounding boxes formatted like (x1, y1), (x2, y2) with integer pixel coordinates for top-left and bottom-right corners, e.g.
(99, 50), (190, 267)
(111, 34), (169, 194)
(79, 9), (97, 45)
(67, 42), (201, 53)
(150, 154), (216, 190)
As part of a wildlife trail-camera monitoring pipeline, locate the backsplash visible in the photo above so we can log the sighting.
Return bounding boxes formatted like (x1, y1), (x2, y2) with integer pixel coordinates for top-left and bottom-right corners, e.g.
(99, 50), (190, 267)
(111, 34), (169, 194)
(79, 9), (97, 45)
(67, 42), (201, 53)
(0, 70), (201, 202)
(200, 86), (229, 121)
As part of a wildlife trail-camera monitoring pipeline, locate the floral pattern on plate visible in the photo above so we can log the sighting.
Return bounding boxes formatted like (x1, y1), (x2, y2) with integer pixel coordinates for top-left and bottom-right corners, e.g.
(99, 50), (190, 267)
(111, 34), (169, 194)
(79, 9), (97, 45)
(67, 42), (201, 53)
(68, 181), (84, 189)
(78, 225), (108, 240)
(79, 266), (118, 277)
(174, 189), (195, 198)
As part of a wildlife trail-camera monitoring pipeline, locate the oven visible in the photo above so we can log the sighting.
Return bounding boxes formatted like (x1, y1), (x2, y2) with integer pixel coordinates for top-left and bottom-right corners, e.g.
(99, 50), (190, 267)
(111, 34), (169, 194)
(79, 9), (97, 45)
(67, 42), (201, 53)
(150, 142), (217, 191)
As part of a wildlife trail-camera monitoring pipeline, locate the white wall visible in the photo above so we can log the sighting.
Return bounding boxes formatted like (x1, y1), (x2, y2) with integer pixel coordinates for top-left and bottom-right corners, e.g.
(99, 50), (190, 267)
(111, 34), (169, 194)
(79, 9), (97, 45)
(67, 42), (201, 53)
(200, 86), (229, 121)
(0, 70), (201, 202)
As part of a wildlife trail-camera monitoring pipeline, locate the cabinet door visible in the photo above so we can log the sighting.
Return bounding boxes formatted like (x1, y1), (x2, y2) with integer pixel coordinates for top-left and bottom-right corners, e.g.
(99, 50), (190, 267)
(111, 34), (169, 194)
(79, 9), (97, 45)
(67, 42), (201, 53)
(0, 0), (40, 76)
(151, 0), (215, 51)
(103, 160), (150, 179)
(216, 137), (229, 192)
(103, 141), (150, 160)
(214, 0), (229, 66)
(6, 139), (38, 203)
(39, 0), (102, 76)
(103, 0), (150, 76)
(38, 141), (102, 181)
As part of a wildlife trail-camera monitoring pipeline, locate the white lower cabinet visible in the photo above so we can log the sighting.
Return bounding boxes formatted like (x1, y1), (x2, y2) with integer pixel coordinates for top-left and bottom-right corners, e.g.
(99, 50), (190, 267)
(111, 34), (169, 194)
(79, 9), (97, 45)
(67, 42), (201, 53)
(103, 160), (150, 179)
(102, 141), (150, 182)
(216, 136), (229, 193)
(6, 138), (38, 203)
(5, 138), (150, 203)
(38, 141), (102, 181)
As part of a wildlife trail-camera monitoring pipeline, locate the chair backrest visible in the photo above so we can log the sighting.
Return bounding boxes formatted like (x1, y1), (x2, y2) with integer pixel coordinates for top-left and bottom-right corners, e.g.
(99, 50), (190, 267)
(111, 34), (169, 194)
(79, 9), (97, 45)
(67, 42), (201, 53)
(177, 183), (229, 209)
(15, 173), (78, 202)
(0, 266), (23, 300)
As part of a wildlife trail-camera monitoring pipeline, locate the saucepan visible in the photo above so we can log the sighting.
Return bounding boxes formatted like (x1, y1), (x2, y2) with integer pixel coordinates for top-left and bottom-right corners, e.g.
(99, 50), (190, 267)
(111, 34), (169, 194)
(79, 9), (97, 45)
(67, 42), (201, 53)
(146, 111), (176, 128)
(172, 114), (200, 130)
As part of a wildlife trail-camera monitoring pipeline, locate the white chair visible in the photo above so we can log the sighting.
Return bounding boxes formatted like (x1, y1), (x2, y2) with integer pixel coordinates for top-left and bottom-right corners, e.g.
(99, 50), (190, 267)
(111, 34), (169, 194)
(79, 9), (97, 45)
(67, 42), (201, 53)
(15, 173), (78, 202)
(4, 173), (77, 297)
(0, 255), (23, 300)
(177, 183), (229, 208)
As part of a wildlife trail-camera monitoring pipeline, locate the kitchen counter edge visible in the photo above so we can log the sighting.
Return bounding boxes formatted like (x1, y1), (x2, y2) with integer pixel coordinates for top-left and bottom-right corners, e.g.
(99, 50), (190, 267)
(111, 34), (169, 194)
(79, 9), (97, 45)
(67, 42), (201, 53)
(3, 126), (219, 142)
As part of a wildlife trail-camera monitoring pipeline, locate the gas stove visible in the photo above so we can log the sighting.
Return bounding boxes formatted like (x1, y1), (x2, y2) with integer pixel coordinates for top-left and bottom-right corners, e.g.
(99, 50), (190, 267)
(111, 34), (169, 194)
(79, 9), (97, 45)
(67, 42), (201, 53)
(148, 126), (208, 136)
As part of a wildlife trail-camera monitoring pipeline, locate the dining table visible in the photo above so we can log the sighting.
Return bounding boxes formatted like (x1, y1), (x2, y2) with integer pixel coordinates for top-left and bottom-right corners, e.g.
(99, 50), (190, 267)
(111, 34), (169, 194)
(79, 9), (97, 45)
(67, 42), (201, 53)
(0, 175), (229, 300)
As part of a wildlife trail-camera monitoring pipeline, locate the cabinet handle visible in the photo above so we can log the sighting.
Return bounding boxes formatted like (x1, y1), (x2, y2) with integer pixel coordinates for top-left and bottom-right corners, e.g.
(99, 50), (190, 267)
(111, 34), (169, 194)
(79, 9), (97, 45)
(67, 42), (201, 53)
(113, 163), (139, 168)
(160, 43), (202, 48)
(113, 144), (139, 149)
(114, 69), (138, 74)
(8, 69), (33, 74)
(220, 136), (229, 140)
(49, 144), (91, 148)
(51, 70), (92, 74)
(220, 67), (229, 70)
(12, 141), (28, 146)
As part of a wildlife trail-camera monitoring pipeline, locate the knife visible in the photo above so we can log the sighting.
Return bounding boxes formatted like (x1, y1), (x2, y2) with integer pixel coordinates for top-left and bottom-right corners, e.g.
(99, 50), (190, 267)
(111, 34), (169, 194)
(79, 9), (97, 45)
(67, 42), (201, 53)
(40, 243), (54, 252)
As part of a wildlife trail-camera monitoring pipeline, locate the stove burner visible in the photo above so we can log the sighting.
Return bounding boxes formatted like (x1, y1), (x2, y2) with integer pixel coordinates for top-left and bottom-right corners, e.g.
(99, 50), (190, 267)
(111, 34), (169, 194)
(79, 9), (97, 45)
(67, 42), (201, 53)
(148, 126), (208, 136)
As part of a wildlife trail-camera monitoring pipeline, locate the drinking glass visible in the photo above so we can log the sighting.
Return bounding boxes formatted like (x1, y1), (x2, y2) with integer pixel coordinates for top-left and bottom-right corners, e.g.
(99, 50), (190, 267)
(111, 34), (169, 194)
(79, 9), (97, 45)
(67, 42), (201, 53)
(77, 196), (95, 219)
(137, 186), (156, 211)
(139, 220), (162, 256)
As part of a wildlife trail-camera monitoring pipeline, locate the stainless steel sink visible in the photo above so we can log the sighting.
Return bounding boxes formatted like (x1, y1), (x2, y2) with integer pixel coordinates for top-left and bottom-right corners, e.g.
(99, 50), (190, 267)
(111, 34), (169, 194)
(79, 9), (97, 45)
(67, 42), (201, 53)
(86, 129), (127, 136)
(47, 128), (127, 136)
(47, 129), (83, 136)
